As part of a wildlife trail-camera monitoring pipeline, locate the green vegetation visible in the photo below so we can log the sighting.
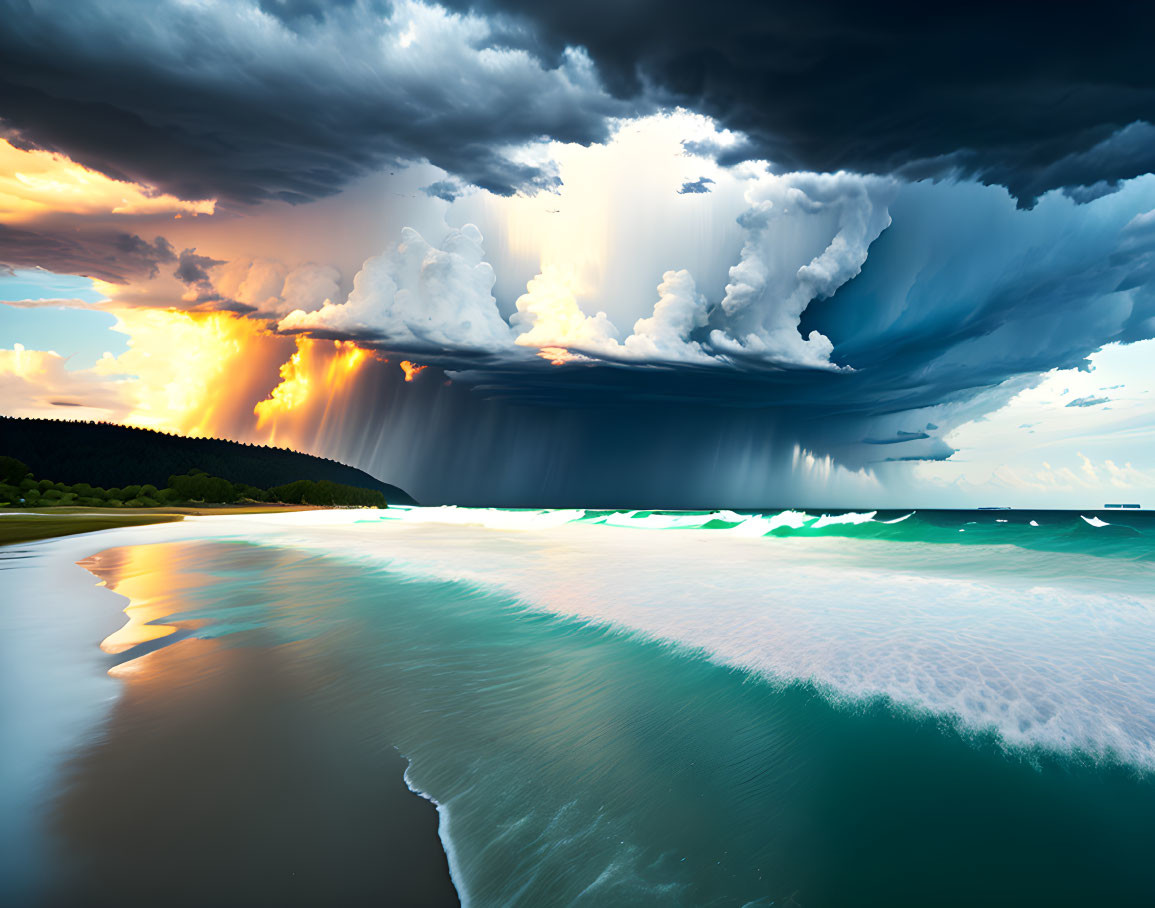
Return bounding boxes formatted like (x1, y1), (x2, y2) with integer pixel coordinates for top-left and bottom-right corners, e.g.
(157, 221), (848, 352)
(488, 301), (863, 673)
(0, 513), (184, 547)
(0, 457), (387, 510)
(0, 416), (416, 504)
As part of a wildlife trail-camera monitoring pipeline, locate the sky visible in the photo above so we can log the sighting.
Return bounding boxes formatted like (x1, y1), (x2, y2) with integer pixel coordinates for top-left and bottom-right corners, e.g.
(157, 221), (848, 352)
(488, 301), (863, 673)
(2, 0), (1155, 508)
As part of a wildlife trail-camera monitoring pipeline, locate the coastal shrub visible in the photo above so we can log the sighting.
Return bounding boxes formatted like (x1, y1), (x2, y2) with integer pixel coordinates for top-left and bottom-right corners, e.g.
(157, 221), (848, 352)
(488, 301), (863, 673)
(168, 470), (238, 504)
(265, 479), (386, 507)
(0, 456), (29, 484)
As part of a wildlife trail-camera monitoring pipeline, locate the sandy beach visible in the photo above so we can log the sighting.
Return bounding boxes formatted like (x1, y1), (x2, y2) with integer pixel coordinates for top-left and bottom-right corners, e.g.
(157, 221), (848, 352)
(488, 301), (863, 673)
(0, 519), (459, 907)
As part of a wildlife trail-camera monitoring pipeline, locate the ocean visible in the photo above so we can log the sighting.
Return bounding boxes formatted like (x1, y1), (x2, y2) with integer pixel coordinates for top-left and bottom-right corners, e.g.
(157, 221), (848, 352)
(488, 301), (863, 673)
(2, 506), (1154, 905)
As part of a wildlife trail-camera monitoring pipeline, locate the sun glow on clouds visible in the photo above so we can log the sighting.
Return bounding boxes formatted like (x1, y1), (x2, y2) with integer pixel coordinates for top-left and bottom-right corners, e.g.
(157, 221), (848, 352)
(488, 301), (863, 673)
(90, 308), (289, 436)
(0, 139), (216, 222)
(399, 360), (425, 381)
(0, 342), (130, 420)
(0, 300), (390, 456)
(255, 338), (374, 445)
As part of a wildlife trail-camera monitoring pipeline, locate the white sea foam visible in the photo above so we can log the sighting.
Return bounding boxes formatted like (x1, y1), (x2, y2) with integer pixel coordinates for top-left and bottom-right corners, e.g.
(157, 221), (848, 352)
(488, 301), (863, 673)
(812, 510), (877, 528)
(15, 509), (1155, 774)
(597, 511), (705, 530)
(402, 760), (470, 908)
(728, 510), (814, 536)
(200, 509), (1155, 771)
(879, 512), (914, 524)
(1081, 515), (1110, 528)
(379, 506), (585, 531)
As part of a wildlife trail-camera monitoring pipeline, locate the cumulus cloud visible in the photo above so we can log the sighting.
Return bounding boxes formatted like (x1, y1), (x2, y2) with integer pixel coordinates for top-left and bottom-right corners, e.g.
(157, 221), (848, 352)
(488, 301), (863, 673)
(620, 269), (712, 363)
(280, 224), (514, 352)
(708, 172), (897, 368)
(511, 266), (620, 353)
(278, 264), (341, 316)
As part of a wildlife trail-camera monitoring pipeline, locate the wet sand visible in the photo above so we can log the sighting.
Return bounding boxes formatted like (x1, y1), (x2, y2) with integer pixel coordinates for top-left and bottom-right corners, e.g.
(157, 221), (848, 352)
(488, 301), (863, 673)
(4, 540), (459, 908)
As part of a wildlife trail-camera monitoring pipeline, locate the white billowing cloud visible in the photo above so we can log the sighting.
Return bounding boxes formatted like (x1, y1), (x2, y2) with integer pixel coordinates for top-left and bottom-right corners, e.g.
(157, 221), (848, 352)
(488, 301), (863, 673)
(275, 220), (720, 365)
(511, 266), (620, 353)
(621, 269), (713, 363)
(206, 258), (340, 315)
(213, 258), (286, 308)
(278, 264), (342, 316)
(710, 171), (897, 368)
(274, 170), (896, 368)
(452, 110), (750, 328)
(280, 224), (515, 352)
(510, 267), (716, 364)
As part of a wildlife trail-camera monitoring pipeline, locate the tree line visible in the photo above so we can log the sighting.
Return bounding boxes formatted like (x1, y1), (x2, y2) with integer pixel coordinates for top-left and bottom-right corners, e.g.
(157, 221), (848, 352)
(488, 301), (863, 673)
(0, 417), (416, 504)
(0, 457), (386, 509)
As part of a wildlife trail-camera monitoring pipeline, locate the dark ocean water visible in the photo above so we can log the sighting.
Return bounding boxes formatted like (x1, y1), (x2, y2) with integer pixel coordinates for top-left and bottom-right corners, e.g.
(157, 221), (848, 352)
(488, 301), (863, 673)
(3, 507), (1155, 905)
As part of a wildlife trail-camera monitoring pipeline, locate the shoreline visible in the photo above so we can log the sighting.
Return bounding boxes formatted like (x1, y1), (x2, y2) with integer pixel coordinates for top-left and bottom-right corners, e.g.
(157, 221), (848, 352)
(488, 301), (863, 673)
(0, 524), (460, 906)
(0, 505), (356, 547)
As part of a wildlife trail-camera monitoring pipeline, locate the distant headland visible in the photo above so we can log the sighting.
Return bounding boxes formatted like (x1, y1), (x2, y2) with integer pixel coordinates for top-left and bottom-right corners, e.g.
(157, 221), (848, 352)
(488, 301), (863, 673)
(0, 417), (416, 506)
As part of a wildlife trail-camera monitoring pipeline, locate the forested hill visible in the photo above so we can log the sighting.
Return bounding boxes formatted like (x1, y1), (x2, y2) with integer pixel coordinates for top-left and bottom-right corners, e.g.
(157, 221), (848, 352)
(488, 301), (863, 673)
(0, 417), (417, 505)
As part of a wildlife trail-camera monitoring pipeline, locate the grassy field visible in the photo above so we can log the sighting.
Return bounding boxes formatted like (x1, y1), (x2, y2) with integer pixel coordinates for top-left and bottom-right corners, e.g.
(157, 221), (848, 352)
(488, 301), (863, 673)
(0, 513), (185, 546)
(0, 504), (324, 546)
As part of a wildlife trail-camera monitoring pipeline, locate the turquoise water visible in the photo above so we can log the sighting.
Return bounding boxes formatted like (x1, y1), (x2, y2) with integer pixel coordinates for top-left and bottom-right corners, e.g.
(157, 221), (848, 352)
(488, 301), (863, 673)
(375, 503), (1155, 562)
(71, 507), (1155, 905)
(4, 507), (1155, 905)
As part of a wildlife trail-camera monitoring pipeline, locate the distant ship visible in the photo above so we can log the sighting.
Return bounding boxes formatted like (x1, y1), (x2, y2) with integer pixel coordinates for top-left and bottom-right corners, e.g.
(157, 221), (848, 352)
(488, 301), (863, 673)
(1104, 503), (1141, 509)
(977, 506), (1012, 510)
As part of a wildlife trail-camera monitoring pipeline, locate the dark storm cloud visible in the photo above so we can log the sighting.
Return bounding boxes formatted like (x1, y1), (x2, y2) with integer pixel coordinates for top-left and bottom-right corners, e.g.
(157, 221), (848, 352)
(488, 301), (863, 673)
(453, 0), (1155, 206)
(0, 225), (175, 283)
(5, 1), (1151, 210)
(863, 431), (932, 445)
(174, 249), (226, 286)
(300, 175), (1155, 495)
(677, 177), (714, 195)
(256, 0), (361, 24)
(0, 0), (632, 205)
(422, 179), (469, 202)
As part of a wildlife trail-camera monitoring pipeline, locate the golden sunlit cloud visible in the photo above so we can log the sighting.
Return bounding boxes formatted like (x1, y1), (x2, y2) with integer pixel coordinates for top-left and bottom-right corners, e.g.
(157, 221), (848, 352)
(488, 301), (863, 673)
(0, 138), (216, 223)
(2, 307), (382, 458)
(400, 360), (426, 382)
(251, 336), (381, 454)
(536, 346), (581, 365)
(91, 308), (292, 438)
(255, 339), (370, 442)
(513, 265), (617, 352)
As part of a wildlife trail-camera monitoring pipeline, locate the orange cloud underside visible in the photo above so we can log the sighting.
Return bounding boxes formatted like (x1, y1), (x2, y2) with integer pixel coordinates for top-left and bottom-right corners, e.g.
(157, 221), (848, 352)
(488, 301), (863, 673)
(254, 338), (374, 448)
(0, 138), (216, 222)
(399, 360), (426, 382)
(1, 308), (398, 461)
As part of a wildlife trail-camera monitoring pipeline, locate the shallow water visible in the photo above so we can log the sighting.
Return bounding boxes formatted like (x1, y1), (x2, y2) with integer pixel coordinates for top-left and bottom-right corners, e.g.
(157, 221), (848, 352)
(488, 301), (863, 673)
(3, 507), (1155, 905)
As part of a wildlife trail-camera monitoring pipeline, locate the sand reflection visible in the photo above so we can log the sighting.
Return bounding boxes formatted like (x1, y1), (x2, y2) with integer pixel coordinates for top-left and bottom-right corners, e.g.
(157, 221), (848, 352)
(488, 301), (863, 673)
(81, 546), (200, 656)
(46, 541), (458, 907)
